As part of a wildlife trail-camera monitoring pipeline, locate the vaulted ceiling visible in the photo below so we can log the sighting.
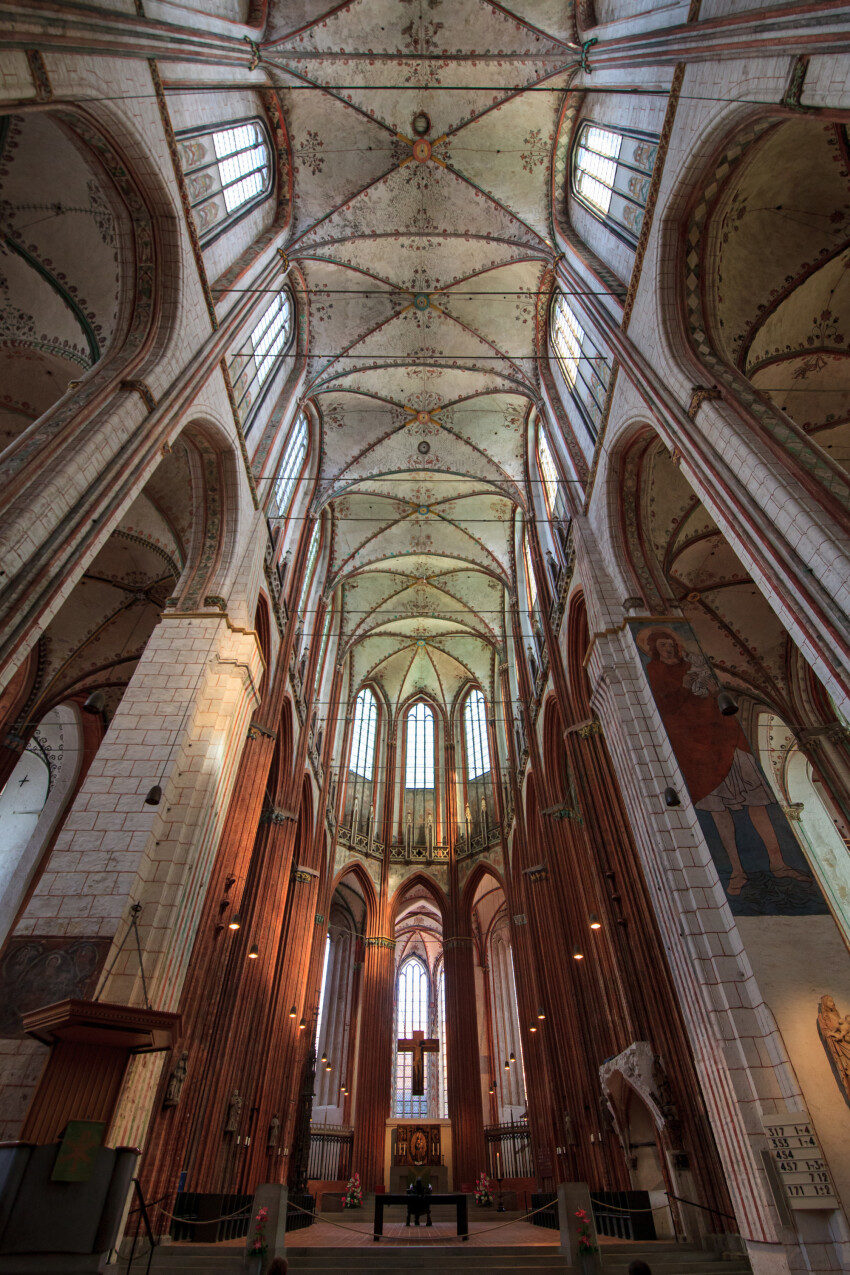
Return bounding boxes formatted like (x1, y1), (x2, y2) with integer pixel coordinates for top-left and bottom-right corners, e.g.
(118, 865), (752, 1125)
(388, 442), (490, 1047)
(265, 0), (578, 714)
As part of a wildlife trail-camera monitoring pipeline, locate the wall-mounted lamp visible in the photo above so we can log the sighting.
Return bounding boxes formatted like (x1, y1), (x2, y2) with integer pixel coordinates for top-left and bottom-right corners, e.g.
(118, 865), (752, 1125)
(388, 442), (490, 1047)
(509, 1052), (516, 1064)
(289, 1005), (297, 1018)
(504, 1059), (510, 1071)
(589, 913), (601, 930)
(537, 1007), (545, 1020)
(228, 913), (241, 931)
(664, 787), (681, 808)
(573, 946), (584, 961)
(529, 1023), (538, 1033)
(83, 690), (106, 715)
(489, 1084), (495, 1094)
(248, 944), (259, 959)
(298, 1017), (307, 1031)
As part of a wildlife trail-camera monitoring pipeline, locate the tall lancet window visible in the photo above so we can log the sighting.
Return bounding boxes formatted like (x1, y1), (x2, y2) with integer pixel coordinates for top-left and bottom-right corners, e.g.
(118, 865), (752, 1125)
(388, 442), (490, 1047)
(395, 957), (429, 1117)
(404, 703), (436, 848)
(296, 523), (320, 615)
(571, 121), (657, 244)
(230, 288), (294, 429)
(537, 427), (561, 517)
(344, 688), (377, 838)
(273, 412), (308, 519)
(550, 292), (610, 443)
(463, 690), (494, 846)
(437, 959), (448, 1119)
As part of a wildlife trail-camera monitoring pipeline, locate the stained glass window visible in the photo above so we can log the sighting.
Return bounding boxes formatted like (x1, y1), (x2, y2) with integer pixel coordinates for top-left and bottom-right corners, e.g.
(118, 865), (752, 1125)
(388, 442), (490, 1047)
(464, 690), (491, 780)
(406, 703), (435, 789)
(178, 119), (272, 243)
(395, 957), (429, 1117)
(350, 689), (377, 780)
(230, 289), (294, 429)
(550, 292), (610, 443)
(572, 121), (658, 243)
(537, 427), (560, 515)
(273, 411), (308, 517)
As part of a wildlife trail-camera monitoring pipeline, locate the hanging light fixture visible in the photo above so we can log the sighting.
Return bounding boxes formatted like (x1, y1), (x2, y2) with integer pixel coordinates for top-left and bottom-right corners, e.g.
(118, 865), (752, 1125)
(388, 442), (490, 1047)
(248, 944), (259, 959)
(228, 913), (241, 931)
(325, 1059), (332, 1072)
(664, 787), (681, 808)
(298, 1017), (307, 1031)
(509, 1052), (516, 1064)
(83, 690), (106, 715)
(537, 1007), (545, 1020)
(489, 1084), (495, 1094)
(321, 1052), (327, 1064)
(717, 690), (739, 716)
(289, 1005), (297, 1018)
(589, 913), (601, 930)
(145, 785), (162, 806)
(529, 1022), (537, 1033)
(573, 946), (584, 961)
(504, 1059), (510, 1070)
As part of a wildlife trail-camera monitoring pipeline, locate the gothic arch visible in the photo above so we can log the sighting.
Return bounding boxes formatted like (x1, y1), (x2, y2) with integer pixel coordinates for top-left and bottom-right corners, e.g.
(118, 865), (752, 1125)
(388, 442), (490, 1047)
(0, 104), (181, 465)
(663, 105), (850, 523)
(461, 860), (506, 925)
(330, 860), (378, 932)
(168, 419), (242, 611)
(391, 871), (448, 926)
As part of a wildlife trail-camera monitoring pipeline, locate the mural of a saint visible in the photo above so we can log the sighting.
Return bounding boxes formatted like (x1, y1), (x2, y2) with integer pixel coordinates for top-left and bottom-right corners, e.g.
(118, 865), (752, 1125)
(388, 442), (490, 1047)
(637, 626), (812, 900)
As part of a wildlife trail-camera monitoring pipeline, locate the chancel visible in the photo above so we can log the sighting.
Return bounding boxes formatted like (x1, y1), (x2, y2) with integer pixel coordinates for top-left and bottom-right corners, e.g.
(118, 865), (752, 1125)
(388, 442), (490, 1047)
(1, 2), (850, 1274)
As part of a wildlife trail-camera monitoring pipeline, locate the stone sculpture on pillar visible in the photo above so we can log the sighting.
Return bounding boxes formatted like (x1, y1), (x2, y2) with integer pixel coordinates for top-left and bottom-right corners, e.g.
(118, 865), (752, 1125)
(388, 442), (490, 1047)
(225, 1090), (242, 1133)
(268, 1113), (280, 1149)
(163, 1051), (188, 1108)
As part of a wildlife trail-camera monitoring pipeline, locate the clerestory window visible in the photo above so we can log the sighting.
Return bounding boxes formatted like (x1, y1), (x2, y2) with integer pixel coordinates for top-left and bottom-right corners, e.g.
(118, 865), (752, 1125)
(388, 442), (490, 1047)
(550, 292), (610, 443)
(395, 957), (430, 1118)
(349, 688), (377, 781)
(230, 289), (294, 430)
(571, 121), (657, 244)
(406, 703), (435, 789)
(464, 690), (491, 780)
(273, 412), (309, 518)
(178, 119), (273, 244)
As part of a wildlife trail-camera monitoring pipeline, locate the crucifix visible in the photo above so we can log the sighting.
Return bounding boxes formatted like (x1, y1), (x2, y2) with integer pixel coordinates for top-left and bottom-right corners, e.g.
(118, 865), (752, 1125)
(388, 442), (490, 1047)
(398, 1029), (439, 1096)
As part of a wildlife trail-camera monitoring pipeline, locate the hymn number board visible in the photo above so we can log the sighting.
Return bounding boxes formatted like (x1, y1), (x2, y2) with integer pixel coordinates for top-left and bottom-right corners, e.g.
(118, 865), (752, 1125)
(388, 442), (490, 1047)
(762, 1113), (838, 1210)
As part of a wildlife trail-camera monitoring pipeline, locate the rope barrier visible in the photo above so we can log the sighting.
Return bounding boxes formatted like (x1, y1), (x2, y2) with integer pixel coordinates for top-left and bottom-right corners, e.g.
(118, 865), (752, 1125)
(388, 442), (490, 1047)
(589, 1195), (670, 1214)
(154, 1203), (253, 1225)
(282, 1193), (559, 1243)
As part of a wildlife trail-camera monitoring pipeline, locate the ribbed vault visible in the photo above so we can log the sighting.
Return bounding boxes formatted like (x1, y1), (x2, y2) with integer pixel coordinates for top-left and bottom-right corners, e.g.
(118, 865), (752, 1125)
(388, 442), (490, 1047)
(266, 0), (578, 709)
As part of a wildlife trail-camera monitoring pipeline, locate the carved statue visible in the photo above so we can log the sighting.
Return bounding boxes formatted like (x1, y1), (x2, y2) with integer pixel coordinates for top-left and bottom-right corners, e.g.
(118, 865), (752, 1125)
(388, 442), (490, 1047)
(225, 1089), (242, 1133)
(465, 802), (472, 827)
(426, 810), (434, 852)
(406, 808), (414, 851)
(818, 995), (850, 1102)
(480, 795), (489, 839)
(527, 645), (538, 683)
(546, 549), (560, 588)
(163, 1051), (188, 1108)
(299, 645), (309, 682)
(267, 1113), (280, 1149)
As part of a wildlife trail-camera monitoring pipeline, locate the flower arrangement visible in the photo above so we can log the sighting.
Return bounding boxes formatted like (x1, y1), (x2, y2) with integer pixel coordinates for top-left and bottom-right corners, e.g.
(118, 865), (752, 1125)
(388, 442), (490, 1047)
(342, 1172), (362, 1208)
(474, 1172), (492, 1206)
(575, 1207), (597, 1255)
(250, 1206), (268, 1261)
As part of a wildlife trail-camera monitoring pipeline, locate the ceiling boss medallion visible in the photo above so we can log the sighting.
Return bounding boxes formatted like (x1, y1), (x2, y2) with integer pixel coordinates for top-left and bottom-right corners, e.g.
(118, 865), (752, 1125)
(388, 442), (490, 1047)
(397, 114), (448, 170)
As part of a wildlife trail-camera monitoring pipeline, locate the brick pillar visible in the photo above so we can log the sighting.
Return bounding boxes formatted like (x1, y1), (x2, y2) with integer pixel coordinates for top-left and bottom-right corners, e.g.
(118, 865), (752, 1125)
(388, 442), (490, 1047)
(444, 933), (485, 1190)
(351, 933), (394, 1192)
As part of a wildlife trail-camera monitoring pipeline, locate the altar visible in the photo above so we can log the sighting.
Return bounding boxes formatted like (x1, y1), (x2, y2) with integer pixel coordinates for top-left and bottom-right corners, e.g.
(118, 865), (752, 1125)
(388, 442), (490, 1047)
(385, 1119), (452, 1191)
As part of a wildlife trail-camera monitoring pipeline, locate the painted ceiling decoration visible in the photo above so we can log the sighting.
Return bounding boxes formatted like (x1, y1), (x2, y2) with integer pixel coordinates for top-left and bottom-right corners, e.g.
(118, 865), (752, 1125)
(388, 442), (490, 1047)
(265, 0), (580, 711)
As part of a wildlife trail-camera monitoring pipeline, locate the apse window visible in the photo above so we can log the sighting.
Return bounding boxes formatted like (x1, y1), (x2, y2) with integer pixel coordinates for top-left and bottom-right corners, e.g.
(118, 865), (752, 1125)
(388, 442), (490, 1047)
(537, 426), (561, 517)
(464, 690), (491, 780)
(177, 118), (273, 243)
(395, 957), (429, 1118)
(571, 121), (658, 243)
(406, 703), (435, 789)
(349, 688), (378, 781)
(230, 289), (294, 428)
